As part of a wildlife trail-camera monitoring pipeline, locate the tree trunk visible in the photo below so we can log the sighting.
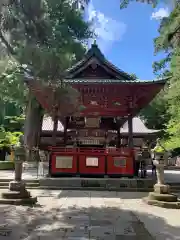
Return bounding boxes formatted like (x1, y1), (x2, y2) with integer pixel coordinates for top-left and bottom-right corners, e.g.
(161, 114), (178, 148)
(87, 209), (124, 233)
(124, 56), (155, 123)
(24, 92), (43, 157)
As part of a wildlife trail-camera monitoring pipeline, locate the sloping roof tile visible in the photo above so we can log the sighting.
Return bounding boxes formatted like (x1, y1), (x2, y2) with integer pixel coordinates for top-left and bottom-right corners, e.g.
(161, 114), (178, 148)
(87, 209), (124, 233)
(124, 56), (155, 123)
(120, 117), (159, 134)
(41, 116), (159, 134)
(42, 117), (64, 131)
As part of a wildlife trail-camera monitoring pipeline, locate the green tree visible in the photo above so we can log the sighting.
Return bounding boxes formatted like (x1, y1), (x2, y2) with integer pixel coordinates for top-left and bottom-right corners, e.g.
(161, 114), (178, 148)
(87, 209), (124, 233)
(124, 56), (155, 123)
(0, 0), (93, 149)
(140, 89), (170, 131)
(120, 0), (179, 9)
(152, 6), (180, 148)
(0, 57), (25, 128)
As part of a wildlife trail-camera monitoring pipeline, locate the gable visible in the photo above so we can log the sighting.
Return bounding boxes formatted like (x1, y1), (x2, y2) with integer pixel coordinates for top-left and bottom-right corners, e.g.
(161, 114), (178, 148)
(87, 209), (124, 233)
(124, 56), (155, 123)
(66, 57), (128, 80)
(73, 63), (117, 79)
(65, 43), (134, 81)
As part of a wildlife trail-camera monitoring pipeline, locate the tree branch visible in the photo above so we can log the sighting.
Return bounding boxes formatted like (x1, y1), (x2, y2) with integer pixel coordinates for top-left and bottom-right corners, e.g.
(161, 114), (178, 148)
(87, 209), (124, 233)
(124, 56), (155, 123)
(0, 31), (15, 56)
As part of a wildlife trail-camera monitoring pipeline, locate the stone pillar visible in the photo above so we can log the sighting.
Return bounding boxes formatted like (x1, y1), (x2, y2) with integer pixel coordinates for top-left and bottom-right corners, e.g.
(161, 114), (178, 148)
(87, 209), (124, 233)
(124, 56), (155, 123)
(154, 161), (164, 185)
(153, 156), (170, 194)
(9, 144), (27, 193)
(14, 162), (23, 182)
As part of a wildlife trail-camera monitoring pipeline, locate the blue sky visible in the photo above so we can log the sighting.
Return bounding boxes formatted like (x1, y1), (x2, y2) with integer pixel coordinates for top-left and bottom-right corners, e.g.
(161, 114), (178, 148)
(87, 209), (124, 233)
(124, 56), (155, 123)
(85, 0), (170, 80)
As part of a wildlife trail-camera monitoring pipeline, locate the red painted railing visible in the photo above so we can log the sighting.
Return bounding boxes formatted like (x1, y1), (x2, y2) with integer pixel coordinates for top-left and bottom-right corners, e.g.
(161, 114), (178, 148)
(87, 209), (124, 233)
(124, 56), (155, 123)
(48, 146), (133, 156)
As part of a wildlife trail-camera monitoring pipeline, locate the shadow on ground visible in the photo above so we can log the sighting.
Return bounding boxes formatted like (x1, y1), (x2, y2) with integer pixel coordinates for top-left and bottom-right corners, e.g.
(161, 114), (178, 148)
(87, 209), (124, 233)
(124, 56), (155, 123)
(57, 189), (149, 199)
(0, 191), (180, 240)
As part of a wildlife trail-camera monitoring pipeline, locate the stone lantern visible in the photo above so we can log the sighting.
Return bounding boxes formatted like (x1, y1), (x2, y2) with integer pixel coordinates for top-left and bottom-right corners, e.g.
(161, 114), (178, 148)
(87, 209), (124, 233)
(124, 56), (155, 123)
(152, 138), (166, 188)
(0, 136), (37, 205)
(143, 138), (180, 208)
(9, 143), (26, 191)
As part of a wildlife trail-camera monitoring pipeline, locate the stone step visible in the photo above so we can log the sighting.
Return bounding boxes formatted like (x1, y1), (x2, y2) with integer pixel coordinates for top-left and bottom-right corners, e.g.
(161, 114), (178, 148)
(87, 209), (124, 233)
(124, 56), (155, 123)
(37, 186), (180, 192)
(38, 186), (155, 192)
(167, 182), (180, 186)
(0, 182), (40, 187)
(0, 185), (179, 192)
(0, 186), (153, 191)
(0, 186), (40, 189)
(0, 179), (39, 183)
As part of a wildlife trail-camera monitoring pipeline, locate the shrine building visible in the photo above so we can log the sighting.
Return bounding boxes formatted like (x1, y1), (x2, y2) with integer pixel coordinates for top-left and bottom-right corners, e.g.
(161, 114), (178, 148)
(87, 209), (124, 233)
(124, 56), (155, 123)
(26, 42), (166, 178)
(41, 116), (159, 148)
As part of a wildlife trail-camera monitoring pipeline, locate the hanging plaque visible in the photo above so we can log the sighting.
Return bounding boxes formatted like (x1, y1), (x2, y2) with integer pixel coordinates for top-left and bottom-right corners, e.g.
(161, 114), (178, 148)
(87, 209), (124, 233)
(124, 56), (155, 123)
(86, 157), (99, 167)
(114, 157), (126, 167)
(85, 117), (100, 128)
(56, 156), (73, 168)
(69, 117), (85, 128)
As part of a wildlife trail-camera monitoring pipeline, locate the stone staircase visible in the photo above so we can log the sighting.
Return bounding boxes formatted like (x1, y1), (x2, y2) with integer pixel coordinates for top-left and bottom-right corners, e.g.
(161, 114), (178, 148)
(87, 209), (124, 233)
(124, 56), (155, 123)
(38, 178), (155, 192)
(0, 178), (179, 192)
(0, 179), (40, 189)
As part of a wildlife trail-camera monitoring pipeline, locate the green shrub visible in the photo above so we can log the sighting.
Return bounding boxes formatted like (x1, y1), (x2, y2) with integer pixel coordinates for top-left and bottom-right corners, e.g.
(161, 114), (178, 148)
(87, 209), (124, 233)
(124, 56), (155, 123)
(0, 161), (14, 170)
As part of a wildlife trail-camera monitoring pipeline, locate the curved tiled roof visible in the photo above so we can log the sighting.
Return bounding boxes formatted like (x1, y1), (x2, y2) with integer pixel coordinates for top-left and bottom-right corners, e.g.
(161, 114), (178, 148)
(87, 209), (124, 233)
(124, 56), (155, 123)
(120, 117), (159, 134)
(42, 116), (64, 131)
(41, 116), (159, 134)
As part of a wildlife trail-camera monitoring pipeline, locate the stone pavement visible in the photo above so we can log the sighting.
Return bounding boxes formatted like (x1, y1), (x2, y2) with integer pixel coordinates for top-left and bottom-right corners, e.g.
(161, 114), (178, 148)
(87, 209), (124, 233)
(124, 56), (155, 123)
(0, 190), (180, 240)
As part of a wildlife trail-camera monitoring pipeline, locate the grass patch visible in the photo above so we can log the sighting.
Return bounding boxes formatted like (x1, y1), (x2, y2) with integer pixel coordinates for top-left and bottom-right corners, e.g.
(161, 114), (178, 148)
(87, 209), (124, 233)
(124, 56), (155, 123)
(0, 161), (14, 170)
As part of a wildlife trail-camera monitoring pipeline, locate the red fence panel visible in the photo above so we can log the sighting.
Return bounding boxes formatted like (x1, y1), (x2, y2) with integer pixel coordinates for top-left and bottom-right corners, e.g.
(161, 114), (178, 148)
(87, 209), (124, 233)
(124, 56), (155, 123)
(78, 155), (105, 175)
(51, 152), (77, 174)
(106, 148), (134, 176)
(49, 147), (134, 177)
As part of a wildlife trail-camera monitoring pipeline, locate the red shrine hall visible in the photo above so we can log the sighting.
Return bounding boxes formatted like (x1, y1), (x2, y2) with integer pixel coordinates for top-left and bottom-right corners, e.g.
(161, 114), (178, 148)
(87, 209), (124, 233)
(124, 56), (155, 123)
(26, 42), (166, 178)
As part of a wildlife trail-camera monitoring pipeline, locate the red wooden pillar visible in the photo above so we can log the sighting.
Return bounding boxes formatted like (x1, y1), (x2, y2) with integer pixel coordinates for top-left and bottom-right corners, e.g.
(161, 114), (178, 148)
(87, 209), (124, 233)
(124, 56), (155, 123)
(128, 114), (133, 148)
(117, 128), (121, 148)
(52, 115), (58, 146)
(49, 111), (58, 177)
(128, 114), (135, 175)
(63, 117), (68, 146)
(115, 117), (121, 148)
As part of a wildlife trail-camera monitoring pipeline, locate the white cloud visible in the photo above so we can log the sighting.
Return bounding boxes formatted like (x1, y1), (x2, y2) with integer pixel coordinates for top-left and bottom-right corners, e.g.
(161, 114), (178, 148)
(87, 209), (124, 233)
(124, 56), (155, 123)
(151, 7), (170, 20)
(87, 2), (126, 52)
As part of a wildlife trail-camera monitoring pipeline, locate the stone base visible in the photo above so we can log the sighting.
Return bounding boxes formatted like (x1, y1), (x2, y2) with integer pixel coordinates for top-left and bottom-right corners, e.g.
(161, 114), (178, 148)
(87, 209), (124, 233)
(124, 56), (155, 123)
(0, 180), (38, 205)
(148, 192), (178, 202)
(9, 180), (26, 192)
(1, 190), (31, 199)
(143, 197), (180, 209)
(0, 196), (37, 205)
(144, 189), (180, 209)
(154, 183), (170, 194)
